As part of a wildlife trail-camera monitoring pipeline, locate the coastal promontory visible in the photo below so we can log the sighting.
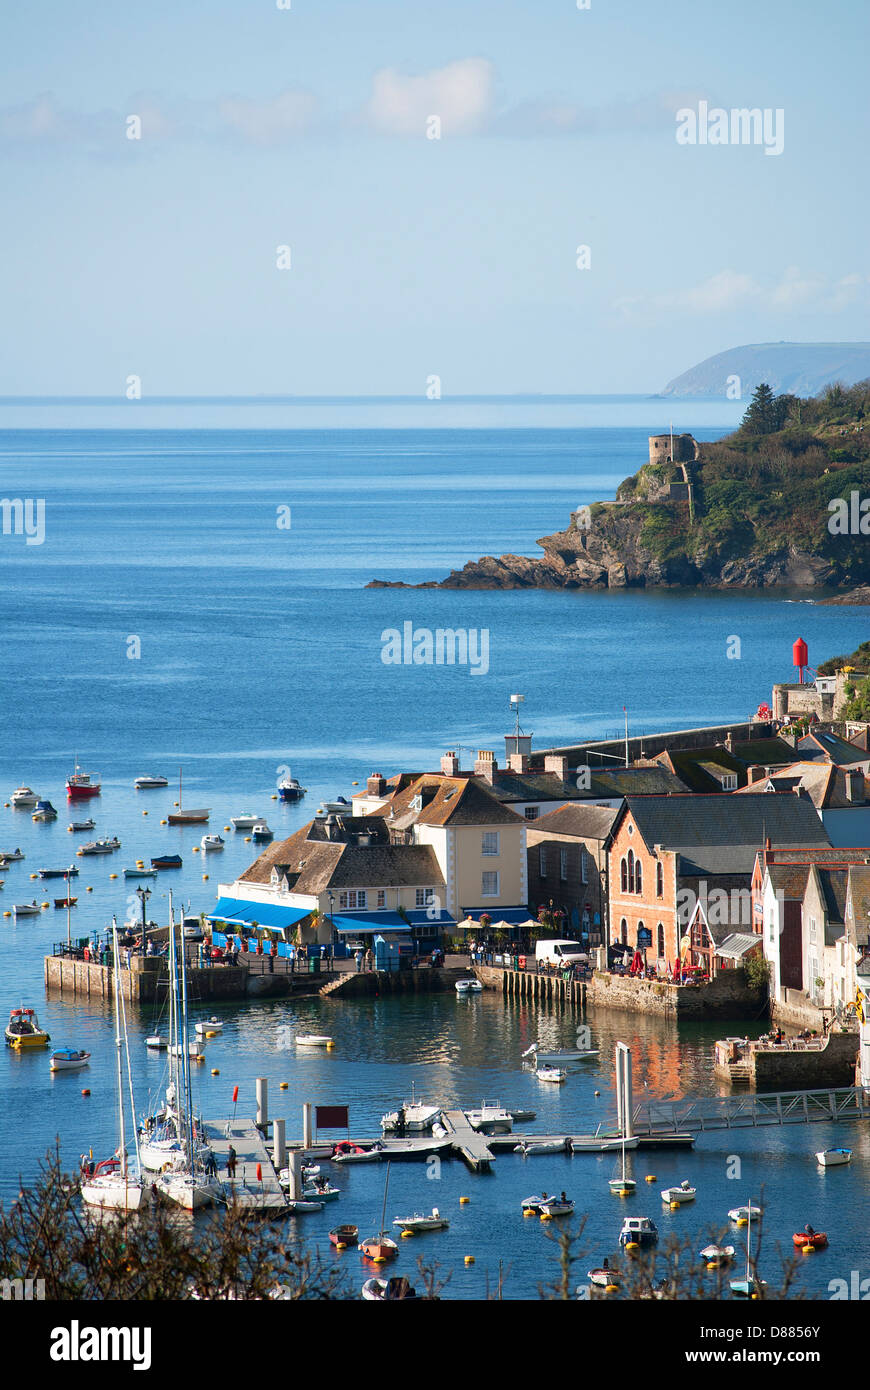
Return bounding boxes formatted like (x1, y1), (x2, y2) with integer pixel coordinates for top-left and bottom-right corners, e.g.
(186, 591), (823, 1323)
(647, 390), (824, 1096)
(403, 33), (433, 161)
(368, 382), (870, 592)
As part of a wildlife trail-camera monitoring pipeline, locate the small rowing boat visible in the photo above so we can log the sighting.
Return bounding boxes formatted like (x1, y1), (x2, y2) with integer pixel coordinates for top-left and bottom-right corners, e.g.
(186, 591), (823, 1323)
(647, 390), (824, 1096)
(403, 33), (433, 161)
(661, 1180), (696, 1205)
(393, 1208), (449, 1233)
(514, 1139), (569, 1156)
(329, 1224), (358, 1247)
(295, 1034), (334, 1047)
(536, 1066), (567, 1083)
(816, 1148), (851, 1167)
(50, 1048), (90, 1071)
(793, 1228), (828, 1250)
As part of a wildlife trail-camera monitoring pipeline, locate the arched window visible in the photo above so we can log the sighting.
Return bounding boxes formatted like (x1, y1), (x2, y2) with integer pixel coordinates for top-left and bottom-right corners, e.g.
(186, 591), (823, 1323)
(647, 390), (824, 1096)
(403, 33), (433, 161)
(620, 857), (627, 892)
(627, 849), (635, 894)
(657, 923), (665, 958)
(656, 862), (664, 898)
(637, 920), (645, 949)
(635, 860), (642, 895)
(620, 918), (627, 945)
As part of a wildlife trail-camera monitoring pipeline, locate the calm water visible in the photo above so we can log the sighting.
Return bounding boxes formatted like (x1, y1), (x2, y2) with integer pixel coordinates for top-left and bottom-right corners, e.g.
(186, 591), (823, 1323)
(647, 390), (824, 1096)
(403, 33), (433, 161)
(1, 411), (868, 1298)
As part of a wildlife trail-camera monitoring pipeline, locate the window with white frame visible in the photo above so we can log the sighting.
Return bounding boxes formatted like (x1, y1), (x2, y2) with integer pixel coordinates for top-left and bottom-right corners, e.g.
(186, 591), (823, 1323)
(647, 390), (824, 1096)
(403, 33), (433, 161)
(376, 890), (386, 908)
(580, 846), (588, 884)
(338, 890), (367, 910)
(481, 871), (499, 897)
(415, 887), (435, 907)
(560, 848), (568, 881)
(482, 831), (500, 856)
(524, 806), (539, 820)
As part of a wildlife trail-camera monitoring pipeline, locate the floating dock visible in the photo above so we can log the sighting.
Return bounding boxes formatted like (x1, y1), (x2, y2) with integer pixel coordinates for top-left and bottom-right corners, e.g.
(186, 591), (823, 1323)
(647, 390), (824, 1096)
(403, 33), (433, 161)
(203, 1118), (287, 1213)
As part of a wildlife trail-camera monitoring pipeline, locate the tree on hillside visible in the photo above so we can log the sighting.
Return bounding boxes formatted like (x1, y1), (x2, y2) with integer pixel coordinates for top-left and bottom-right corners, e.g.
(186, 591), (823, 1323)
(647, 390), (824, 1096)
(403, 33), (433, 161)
(740, 382), (787, 436)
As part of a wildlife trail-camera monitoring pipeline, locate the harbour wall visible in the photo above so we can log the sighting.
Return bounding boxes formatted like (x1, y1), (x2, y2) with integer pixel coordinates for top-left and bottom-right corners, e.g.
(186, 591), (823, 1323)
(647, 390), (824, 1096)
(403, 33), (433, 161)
(477, 963), (765, 1020)
(751, 1031), (859, 1088)
(44, 955), (317, 1004)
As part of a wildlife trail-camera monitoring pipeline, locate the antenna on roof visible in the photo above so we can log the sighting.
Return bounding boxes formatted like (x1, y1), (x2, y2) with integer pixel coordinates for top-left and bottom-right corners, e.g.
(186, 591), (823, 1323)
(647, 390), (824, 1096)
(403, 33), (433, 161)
(510, 694), (526, 741)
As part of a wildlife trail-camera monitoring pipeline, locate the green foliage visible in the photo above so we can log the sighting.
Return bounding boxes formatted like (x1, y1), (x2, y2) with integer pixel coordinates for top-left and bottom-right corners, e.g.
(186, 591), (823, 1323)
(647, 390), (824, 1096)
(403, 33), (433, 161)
(740, 382), (788, 436)
(817, 640), (870, 676)
(841, 675), (870, 721)
(744, 955), (771, 992)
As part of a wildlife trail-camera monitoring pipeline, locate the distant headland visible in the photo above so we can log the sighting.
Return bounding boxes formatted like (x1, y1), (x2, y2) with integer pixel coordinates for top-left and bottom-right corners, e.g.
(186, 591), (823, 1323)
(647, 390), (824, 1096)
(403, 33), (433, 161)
(368, 381), (870, 592)
(659, 342), (870, 399)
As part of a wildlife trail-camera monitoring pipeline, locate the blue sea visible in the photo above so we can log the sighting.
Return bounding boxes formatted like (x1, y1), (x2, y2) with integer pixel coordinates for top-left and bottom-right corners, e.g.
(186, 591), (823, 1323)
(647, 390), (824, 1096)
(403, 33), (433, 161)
(1, 397), (868, 1299)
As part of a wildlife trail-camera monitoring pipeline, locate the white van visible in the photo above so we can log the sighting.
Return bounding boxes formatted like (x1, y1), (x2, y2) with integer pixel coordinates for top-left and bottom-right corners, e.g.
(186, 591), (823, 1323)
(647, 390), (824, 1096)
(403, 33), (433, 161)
(535, 939), (588, 968)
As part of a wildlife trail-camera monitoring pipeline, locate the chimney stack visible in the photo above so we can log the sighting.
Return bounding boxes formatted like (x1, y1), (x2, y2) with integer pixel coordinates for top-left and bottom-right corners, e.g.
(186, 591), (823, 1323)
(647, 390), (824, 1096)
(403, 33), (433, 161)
(366, 773), (386, 798)
(725, 731), (734, 753)
(474, 750), (498, 784)
(441, 751), (460, 777)
(748, 766), (765, 784)
(544, 754), (569, 778)
(509, 752), (529, 773)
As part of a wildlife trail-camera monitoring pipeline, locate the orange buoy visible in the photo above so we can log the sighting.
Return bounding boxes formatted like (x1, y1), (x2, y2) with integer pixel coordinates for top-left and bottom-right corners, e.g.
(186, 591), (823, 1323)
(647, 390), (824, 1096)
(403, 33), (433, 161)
(256, 1163), (262, 1182)
(81, 1089), (90, 1096)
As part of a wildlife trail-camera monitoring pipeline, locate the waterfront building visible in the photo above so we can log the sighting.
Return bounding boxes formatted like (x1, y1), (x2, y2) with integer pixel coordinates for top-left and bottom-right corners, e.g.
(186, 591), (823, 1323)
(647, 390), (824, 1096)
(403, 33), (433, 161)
(608, 792), (830, 968)
(525, 803), (618, 946)
(213, 813), (450, 951)
(753, 848), (870, 1018)
(734, 761), (870, 845)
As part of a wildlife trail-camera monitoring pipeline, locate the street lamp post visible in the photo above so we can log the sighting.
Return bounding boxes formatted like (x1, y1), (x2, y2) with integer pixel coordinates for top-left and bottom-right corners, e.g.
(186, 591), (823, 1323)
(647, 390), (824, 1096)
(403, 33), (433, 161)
(136, 885), (151, 943)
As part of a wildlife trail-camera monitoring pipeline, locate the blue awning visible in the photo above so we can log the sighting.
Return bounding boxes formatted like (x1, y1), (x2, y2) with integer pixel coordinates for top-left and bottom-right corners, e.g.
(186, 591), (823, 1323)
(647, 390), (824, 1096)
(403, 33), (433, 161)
(331, 911), (411, 935)
(459, 906), (531, 926)
(205, 896), (312, 931)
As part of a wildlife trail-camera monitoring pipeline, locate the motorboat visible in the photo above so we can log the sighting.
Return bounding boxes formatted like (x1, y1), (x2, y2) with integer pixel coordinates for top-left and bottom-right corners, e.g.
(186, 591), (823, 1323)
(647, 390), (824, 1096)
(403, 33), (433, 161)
(6, 1007), (50, 1048)
(465, 1101), (513, 1133)
(170, 1039), (203, 1058)
(66, 766), (101, 800)
(539, 1195), (575, 1218)
(728, 1204), (762, 1223)
(277, 775), (307, 802)
(393, 1208), (449, 1233)
(287, 1198), (324, 1214)
(730, 1203), (765, 1297)
(381, 1100), (442, 1132)
(329, 1224), (359, 1247)
(361, 1277), (416, 1300)
(587, 1263), (620, 1289)
(536, 1066), (567, 1083)
(295, 1033), (334, 1047)
(321, 797), (351, 814)
(10, 788), (38, 808)
(13, 901), (41, 917)
(145, 1035), (167, 1049)
(572, 1134), (640, 1153)
(151, 854), (183, 869)
(135, 776), (168, 789)
(514, 1139), (569, 1156)
(124, 867), (157, 878)
(32, 800), (58, 822)
(661, 1180), (696, 1205)
(167, 768), (209, 825)
(252, 822), (273, 841)
(53, 897), (78, 909)
(68, 820), (96, 832)
(816, 1148), (852, 1167)
(455, 978), (483, 994)
(303, 1180), (340, 1203)
(0, 848), (25, 860)
(201, 835), (224, 851)
(194, 1017), (224, 1035)
(39, 867), (79, 879)
(700, 1243), (735, 1266)
(50, 1048), (90, 1071)
(231, 814), (259, 830)
(792, 1227), (828, 1249)
(522, 1043), (599, 1063)
(332, 1141), (384, 1165)
(521, 1193), (558, 1214)
(79, 837), (121, 855)
(619, 1216), (659, 1250)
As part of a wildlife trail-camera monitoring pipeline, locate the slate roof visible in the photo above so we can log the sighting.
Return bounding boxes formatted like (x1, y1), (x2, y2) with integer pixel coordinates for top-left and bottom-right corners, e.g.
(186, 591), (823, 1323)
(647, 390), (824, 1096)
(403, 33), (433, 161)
(621, 792), (831, 876)
(524, 804), (619, 842)
(797, 730), (870, 766)
(238, 820), (444, 892)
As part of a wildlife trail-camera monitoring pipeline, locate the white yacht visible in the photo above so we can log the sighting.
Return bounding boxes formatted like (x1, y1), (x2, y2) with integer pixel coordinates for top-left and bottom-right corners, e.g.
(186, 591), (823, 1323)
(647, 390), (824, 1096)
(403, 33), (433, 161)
(11, 787), (38, 808)
(381, 1100), (442, 1132)
(465, 1100), (513, 1133)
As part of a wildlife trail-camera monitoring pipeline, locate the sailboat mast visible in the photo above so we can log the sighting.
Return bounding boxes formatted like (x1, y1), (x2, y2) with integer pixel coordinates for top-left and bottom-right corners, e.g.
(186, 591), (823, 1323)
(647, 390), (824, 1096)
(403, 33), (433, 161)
(178, 900), (195, 1165)
(111, 919), (127, 1179)
(380, 1161), (391, 1239)
(118, 952), (142, 1181)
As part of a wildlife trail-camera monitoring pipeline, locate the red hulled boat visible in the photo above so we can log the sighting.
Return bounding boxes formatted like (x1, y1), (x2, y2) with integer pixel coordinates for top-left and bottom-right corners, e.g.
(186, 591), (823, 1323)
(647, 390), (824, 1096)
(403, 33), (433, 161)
(66, 765), (101, 800)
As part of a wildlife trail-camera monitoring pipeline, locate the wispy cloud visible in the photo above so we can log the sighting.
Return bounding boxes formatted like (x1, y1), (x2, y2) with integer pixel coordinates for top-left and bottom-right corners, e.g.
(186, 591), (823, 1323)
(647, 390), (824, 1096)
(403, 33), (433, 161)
(615, 267), (870, 317)
(218, 90), (317, 144)
(361, 58), (494, 136)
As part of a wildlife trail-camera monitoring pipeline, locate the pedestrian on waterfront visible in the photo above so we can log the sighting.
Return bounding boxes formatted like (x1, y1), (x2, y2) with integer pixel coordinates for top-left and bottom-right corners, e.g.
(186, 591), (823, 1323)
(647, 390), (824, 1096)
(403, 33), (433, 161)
(365, 947), (374, 972)
(287, 944), (295, 973)
(227, 1146), (237, 1178)
(355, 949), (363, 973)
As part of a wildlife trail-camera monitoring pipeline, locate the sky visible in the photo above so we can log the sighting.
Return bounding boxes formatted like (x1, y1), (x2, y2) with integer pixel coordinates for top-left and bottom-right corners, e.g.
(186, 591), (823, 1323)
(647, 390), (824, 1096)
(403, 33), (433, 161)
(0, 0), (867, 395)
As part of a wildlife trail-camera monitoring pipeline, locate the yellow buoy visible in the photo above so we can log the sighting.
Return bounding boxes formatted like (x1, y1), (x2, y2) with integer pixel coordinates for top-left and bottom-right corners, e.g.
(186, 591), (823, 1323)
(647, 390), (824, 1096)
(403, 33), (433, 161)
(29, 873), (37, 880)
(279, 1081), (289, 1090)
(594, 1090), (601, 1097)
(540, 1212), (552, 1221)
(645, 1175), (656, 1183)
(173, 801), (179, 807)
(459, 1196), (470, 1205)
(205, 1030), (217, 1038)
(606, 1283), (619, 1293)
(193, 846), (200, 853)
(372, 1256), (385, 1265)
(625, 1241), (639, 1253)
(523, 1208), (535, 1217)
(670, 1201), (680, 1211)
(142, 810), (148, 816)
(195, 1054), (205, 1063)
(160, 820), (167, 825)
(244, 836), (252, 842)
(352, 781), (359, 786)
(802, 1244), (815, 1255)
(41, 902), (49, 908)
(3, 911), (11, 918)
(737, 1217), (748, 1227)
(224, 826), (231, 831)
(67, 826), (73, 832)
(203, 874), (209, 881)
(336, 1242), (346, 1251)
(109, 873), (118, 879)
(211, 1069), (219, 1076)
(86, 886), (93, 892)
(401, 1230), (414, 1239)
(327, 1040), (335, 1049)
(271, 795), (277, 801)
(464, 1255), (475, 1265)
